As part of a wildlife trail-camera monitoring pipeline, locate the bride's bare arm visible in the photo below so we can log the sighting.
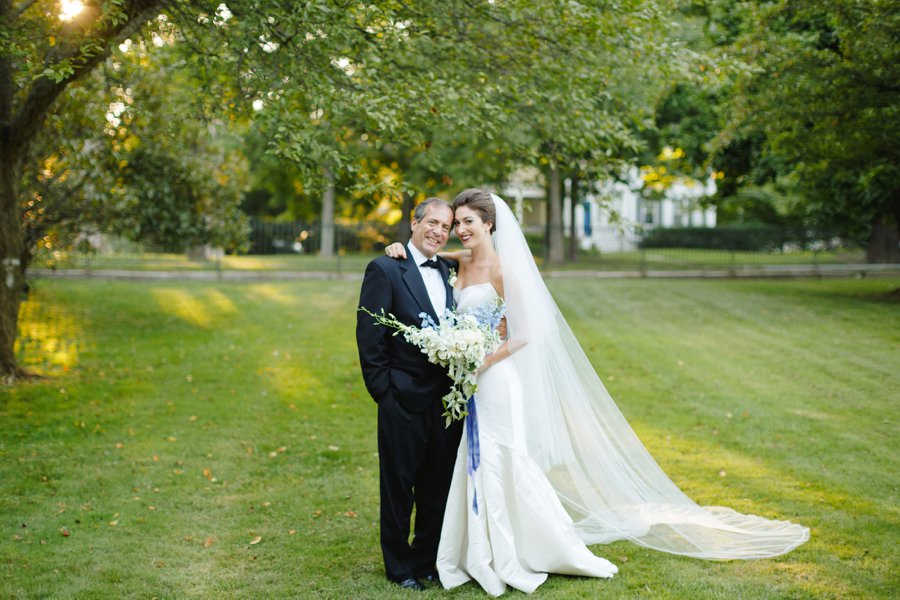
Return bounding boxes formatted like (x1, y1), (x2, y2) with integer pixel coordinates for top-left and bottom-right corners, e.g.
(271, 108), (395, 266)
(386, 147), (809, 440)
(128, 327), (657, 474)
(383, 243), (471, 262)
(439, 249), (470, 261)
(479, 267), (518, 373)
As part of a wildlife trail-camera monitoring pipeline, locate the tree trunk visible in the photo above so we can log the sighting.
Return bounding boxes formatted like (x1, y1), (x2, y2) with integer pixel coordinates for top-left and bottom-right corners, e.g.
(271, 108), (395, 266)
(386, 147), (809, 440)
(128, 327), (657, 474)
(866, 210), (900, 263)
(568, 174), (580, 262)
(0, 141), (26, 379)
(319, 168), (335, 258)
(397, 190), (413, 244)
(547, 166), (565, 264)
(0, 0), (173, 379)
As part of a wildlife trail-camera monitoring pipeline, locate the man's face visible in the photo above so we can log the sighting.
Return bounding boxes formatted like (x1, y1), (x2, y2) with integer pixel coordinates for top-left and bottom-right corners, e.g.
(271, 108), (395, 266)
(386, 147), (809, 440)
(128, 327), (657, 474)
(410, 204), (453, 258)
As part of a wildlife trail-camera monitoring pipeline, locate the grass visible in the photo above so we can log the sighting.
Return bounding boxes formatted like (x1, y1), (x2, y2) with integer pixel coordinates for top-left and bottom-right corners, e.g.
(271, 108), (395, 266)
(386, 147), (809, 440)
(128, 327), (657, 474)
(31, 251), (376, 274)
(2, 276), (898, 599)
(551, 247), (866, 270)
(31, 245), (867, 275)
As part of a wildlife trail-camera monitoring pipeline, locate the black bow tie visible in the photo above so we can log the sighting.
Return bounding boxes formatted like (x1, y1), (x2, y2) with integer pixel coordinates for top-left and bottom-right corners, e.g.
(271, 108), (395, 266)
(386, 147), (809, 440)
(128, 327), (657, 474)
(420, 260), (440, 269)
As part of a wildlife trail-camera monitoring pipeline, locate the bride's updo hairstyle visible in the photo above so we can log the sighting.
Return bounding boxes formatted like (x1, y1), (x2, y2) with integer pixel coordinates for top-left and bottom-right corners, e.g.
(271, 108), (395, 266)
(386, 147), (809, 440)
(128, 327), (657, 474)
(452, 189), (496, 234)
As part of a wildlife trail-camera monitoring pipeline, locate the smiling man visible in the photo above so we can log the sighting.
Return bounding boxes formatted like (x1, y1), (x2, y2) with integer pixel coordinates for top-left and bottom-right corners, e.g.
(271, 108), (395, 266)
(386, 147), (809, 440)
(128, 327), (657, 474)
(356, 198), (463, 590)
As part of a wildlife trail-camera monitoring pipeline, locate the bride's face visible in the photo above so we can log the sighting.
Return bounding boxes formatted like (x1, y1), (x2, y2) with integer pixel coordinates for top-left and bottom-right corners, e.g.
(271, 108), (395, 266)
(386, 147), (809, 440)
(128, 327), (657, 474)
(455, 206), (492, 249)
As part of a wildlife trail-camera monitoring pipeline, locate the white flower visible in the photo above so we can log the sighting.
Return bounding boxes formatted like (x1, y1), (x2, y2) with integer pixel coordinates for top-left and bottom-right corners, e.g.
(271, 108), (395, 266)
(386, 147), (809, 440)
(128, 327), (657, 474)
(360, 298), (505, 425)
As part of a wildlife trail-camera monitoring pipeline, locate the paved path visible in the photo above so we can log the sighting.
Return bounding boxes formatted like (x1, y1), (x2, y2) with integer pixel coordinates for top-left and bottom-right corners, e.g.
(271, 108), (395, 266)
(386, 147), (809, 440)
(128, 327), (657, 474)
(29, 264), (900, 282)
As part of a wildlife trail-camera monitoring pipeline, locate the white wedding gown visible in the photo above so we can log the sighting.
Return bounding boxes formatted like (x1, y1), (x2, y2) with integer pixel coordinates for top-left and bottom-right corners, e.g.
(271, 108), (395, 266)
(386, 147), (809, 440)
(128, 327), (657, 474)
(437, 283), (618, 596)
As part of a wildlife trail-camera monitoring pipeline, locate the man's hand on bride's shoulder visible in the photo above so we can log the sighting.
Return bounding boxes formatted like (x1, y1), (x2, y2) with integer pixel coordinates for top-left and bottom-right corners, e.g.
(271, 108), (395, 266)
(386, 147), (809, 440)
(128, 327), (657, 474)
(384, 242), (407, 260)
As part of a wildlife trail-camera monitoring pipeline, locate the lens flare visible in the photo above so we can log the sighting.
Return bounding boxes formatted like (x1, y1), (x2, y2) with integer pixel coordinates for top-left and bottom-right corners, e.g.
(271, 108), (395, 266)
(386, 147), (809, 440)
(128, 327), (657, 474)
(60, 0), (85, 22)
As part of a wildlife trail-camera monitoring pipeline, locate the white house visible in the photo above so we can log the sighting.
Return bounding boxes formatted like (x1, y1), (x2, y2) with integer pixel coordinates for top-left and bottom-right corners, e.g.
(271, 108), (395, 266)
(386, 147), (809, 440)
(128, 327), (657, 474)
(500, 166), (717, 253)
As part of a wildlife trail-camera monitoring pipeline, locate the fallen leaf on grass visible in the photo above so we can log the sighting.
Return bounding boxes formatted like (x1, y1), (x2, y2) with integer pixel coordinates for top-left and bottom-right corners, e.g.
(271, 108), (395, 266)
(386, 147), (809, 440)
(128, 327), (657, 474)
(60, 528), (70, 537)
(249, 536), (262, 545)
(345, 511), (358, 518)
(289, 530), (296, 535)
(313, 510), (322, 518)
(203, 537), (214, 548)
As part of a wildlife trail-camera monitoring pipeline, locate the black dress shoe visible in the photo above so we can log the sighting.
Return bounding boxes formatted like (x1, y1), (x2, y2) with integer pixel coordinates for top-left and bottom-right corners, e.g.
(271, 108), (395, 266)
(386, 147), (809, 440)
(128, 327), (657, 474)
(419, 572), (440, 586)
(396, 577), (425, 591)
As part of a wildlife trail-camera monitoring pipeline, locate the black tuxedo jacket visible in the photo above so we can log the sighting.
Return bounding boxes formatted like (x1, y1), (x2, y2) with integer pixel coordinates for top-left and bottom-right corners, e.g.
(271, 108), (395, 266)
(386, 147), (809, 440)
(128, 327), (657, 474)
(357, 253), (458, 412)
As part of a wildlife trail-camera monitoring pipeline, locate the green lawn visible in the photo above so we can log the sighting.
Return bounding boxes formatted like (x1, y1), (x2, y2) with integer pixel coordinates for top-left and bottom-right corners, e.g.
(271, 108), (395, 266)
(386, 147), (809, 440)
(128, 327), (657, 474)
(31, 251), (377, 273)
(32, 244), (867, 275)
(552, 247), (866, 270)
(2, 277), (898, 598)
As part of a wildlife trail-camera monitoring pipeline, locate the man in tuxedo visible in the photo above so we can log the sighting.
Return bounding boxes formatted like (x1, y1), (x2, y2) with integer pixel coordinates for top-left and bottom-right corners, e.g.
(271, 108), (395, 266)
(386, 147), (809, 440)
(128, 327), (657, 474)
(356, 198), (463, 590)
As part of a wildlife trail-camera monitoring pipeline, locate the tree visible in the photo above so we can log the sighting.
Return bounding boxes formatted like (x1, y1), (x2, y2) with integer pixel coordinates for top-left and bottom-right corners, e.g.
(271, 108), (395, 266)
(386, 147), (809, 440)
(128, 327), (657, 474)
(720, 0), (900, 261)
(469, 1), (690, 263)
(2, 0), (505, 377)
(1, 0), (701, 379)
(1, 0), (170, 378)
(26, 30), (250, 258)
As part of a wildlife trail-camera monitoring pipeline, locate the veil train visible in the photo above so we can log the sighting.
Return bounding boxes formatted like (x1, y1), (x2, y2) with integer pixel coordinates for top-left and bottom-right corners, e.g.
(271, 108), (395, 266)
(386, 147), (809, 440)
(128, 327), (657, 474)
(491, 194), (809, 559)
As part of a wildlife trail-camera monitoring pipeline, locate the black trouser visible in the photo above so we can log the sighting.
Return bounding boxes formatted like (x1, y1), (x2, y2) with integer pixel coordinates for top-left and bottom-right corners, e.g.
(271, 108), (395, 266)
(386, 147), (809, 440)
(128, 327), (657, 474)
(377, 392), (463, 581)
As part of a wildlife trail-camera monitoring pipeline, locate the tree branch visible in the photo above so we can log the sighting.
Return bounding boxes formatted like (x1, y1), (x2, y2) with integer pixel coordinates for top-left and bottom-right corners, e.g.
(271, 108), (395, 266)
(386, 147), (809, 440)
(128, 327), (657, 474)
(11, 0), (38, 20)
(10, 0), (168, 152)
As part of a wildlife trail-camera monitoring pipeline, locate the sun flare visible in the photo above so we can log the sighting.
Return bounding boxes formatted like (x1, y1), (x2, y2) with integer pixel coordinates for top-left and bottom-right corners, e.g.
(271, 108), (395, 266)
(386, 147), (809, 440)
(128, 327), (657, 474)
(59, 0), (85, 22)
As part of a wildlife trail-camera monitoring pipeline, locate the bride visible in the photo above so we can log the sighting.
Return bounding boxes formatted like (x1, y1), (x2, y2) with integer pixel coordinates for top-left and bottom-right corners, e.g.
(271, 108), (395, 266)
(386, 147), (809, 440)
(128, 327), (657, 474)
(385, 189), (809, 596)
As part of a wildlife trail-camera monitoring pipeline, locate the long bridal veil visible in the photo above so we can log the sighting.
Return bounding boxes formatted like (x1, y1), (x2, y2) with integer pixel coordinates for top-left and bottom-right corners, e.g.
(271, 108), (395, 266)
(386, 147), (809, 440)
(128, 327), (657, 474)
(491, 194), (809, 559)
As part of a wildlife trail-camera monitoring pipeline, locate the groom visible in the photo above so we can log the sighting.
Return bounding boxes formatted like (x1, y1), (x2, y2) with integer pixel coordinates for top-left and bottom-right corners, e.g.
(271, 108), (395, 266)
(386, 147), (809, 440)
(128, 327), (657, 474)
(356, 197), (463, 590)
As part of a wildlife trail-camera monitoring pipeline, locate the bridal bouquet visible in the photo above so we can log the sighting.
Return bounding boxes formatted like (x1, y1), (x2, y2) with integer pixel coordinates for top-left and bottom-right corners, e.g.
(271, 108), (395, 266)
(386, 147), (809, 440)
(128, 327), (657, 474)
(361, 298), (505, 425)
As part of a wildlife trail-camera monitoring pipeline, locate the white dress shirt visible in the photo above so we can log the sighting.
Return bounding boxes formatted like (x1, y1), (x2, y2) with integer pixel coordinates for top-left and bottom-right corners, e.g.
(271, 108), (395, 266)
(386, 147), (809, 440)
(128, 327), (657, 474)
(407, 242), (447, 317)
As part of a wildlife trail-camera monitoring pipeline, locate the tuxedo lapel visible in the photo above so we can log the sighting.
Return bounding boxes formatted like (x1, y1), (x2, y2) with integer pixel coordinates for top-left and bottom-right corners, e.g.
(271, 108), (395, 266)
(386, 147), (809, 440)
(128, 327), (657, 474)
(401, 255), (439, 322)
(438, 259), (455, 312)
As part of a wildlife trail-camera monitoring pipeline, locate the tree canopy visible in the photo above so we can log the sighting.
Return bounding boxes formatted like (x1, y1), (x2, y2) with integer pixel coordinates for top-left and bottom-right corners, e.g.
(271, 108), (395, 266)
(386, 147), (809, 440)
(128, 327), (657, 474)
(0, 0), (695, 376)
(2, 0), (896, 377)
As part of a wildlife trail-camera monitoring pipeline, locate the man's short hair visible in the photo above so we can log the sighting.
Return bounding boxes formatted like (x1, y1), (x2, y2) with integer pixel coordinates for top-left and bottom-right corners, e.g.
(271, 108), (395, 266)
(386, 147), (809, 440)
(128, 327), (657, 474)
(413, 197), (452, 222)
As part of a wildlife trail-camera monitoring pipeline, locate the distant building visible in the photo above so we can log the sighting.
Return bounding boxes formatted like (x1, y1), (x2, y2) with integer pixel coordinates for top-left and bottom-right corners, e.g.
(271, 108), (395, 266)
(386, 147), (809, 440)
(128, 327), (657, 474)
(499, 167), (717, 252)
